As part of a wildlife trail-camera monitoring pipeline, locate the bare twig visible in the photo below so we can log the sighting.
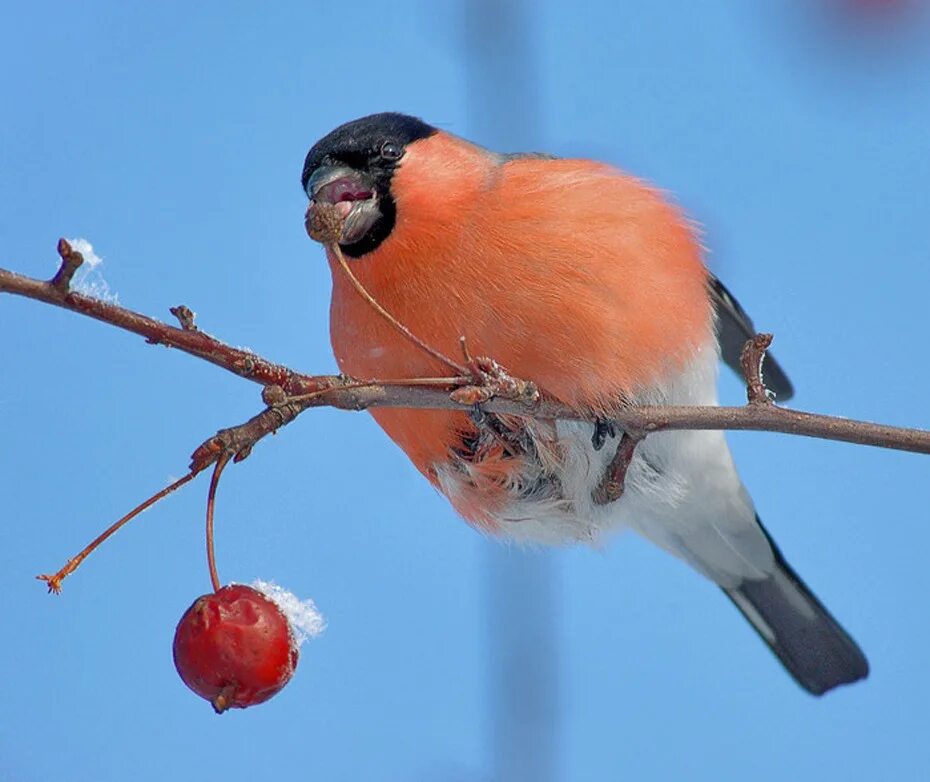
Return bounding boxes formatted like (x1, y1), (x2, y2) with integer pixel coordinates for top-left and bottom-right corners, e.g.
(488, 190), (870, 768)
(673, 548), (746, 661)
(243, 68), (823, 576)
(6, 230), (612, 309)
(3, 245), (930, 457)
(187, 398), (319, 473)
(20, 238), (926, 598)
(36, 472), (196, 593)
(741, 332), (775, 405)
(50, 238), (84, 291)
(1, 243), (325, 397)
(169, 305), (197, 332)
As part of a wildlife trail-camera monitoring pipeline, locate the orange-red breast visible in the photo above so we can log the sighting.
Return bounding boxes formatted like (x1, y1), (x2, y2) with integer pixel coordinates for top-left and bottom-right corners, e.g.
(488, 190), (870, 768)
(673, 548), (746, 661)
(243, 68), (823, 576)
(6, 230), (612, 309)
(302, 112), (867, 695)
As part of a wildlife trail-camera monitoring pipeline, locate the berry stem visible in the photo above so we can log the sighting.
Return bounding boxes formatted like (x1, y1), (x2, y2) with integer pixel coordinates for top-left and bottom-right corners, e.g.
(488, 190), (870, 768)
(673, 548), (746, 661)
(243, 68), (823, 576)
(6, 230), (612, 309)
(37, 472), (196, 593)
(205, 452), (231, 593)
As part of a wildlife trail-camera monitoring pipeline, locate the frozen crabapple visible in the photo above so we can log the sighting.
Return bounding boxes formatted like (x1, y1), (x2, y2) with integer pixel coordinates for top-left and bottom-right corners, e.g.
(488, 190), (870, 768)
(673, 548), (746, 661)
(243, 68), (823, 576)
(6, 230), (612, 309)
(173, 584), (298, 713)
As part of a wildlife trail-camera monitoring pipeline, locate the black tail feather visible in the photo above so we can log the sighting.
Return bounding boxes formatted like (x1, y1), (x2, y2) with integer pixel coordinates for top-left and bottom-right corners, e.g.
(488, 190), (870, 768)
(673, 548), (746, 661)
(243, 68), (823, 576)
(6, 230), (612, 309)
(723, 517), (869, 696)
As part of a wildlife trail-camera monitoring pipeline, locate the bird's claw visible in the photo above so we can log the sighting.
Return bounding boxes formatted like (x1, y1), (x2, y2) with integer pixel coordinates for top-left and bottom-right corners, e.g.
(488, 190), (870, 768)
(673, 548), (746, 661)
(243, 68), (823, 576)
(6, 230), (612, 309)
(591, 418), (617, 451)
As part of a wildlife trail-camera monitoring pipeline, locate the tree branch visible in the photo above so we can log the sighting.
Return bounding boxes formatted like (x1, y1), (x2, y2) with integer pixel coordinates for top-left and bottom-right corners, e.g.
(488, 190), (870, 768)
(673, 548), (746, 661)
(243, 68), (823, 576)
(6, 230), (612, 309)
(3, 241), (930, 474)
(0, 255), (323, 396)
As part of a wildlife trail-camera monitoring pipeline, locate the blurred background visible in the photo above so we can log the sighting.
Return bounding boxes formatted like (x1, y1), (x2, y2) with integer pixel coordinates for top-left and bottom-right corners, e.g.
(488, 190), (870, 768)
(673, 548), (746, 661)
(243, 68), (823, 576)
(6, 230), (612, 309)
(2, 1), (929, 780)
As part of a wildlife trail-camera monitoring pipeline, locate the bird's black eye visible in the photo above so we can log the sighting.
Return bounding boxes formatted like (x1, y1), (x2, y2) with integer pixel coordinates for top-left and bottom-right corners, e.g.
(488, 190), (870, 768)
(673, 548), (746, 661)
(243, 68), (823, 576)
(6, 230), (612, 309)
(379, 140), (403, 161)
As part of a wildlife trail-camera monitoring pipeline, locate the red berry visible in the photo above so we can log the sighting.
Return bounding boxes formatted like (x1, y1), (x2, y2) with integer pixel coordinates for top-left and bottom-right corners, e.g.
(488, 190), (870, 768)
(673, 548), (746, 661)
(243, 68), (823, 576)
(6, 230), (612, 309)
(173, 584), (298, 713)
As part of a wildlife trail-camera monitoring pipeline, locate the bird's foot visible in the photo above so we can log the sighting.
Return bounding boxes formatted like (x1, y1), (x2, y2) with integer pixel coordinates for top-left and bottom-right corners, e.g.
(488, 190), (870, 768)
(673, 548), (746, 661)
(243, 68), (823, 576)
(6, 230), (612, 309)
(592, 431), (644, 505)
(466, 404), (531, 460)
(591, 418), (617, 451)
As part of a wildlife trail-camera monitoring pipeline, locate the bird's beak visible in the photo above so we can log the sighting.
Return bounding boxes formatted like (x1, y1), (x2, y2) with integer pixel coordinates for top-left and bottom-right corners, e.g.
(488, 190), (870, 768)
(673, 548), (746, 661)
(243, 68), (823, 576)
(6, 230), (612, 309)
(306, 165), (369, 201)
(305, 166), (380, 247)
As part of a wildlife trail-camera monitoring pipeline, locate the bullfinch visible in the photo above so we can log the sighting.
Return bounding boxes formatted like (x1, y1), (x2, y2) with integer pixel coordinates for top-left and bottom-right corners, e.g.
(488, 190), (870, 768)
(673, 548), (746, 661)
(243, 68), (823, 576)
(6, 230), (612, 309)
(301, 112), (868, 695)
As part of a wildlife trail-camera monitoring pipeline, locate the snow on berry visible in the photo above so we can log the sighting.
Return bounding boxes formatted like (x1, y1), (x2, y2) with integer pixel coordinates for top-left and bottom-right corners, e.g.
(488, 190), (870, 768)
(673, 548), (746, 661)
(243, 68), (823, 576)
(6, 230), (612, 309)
(250, 579), (325, 645)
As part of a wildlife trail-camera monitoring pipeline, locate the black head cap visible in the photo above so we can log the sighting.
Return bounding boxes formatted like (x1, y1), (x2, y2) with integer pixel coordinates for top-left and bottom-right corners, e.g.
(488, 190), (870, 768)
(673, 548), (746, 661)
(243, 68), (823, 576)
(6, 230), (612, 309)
(301, 112), (436, 193)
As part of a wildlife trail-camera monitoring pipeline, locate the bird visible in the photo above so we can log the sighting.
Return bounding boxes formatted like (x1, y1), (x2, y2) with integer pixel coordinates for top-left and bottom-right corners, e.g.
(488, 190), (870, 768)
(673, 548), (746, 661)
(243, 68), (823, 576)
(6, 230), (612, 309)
(301, 112), (868, 695)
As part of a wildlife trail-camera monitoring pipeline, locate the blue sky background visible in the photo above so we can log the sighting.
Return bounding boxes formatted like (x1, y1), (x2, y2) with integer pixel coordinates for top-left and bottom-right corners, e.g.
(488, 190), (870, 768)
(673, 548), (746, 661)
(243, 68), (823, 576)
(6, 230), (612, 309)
(2, 2), (929, 780)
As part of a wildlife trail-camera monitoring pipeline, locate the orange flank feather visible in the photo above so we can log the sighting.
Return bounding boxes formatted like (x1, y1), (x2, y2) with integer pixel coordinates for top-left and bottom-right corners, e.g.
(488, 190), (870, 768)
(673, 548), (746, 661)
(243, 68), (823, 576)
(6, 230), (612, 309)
(326, 131), (711, 517)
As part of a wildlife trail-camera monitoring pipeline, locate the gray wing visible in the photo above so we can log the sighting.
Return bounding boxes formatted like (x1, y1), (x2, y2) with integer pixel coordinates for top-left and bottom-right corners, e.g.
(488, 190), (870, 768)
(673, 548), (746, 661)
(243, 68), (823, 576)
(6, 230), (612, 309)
(710, 275), (795, 401)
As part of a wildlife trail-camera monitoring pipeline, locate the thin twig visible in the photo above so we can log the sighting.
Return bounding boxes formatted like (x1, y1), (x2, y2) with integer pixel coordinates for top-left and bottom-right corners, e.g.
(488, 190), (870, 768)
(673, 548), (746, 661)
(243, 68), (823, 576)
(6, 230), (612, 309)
(281, 375), (470, 405)
(36, 472), (196, 593)
(50, 238), (84, 291)
(1, 246), (324, 396)
(169, 305), (197, 331)
(741, 332), (775, 405)
(3, 248), (930, 456)
(19, 238), (929, 602)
